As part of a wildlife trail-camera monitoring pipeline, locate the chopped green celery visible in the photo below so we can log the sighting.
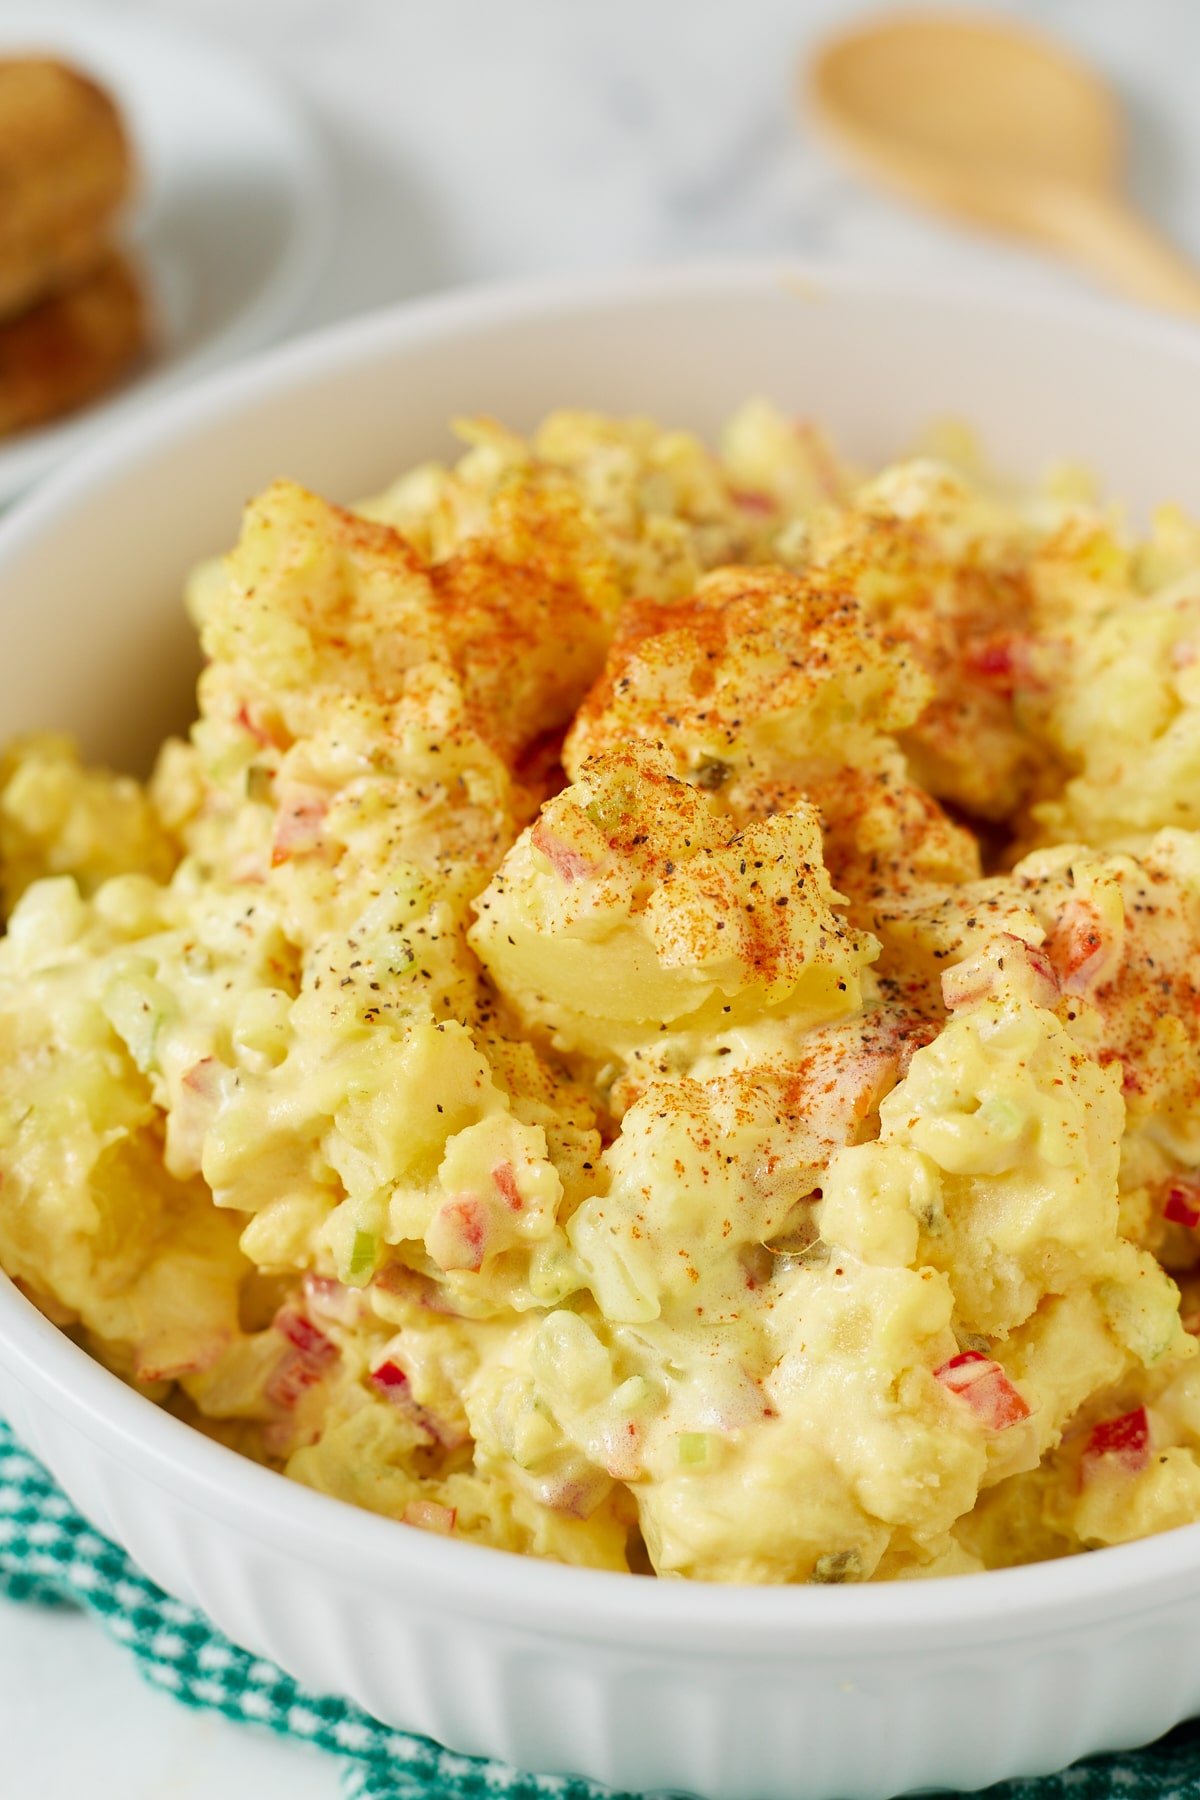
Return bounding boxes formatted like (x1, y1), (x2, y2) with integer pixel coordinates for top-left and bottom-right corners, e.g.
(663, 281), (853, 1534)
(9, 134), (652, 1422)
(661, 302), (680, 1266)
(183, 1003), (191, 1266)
(100, 968), (175, 1074)
(582, 782), (637, 837)
(693, 756), (732, 792)
(208, 744), (254, 787)
(346, 1229), (377, 1285)
(1100, 1268), (1184, 1365)
(980, 1095), (1024, 1141)
(612, 1375), (653, 1414)
(811, 1548), (862, 1584)
(385, 943), (418, 979)
(358, 927), (417, 983)
(245, 764), (273, 803)
(509, 1391), (561, 1468)
(677, 1431), (710, 1466)
(528, 1242), (581, 1306)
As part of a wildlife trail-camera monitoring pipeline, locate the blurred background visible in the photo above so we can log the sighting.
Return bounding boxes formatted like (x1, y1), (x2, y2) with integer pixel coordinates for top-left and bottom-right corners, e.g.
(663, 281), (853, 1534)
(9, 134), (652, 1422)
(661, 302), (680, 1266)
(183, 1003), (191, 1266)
(1, 0), (1197, 499)
(0, 0), (1197, 498)
(99, 0), (1200, 313)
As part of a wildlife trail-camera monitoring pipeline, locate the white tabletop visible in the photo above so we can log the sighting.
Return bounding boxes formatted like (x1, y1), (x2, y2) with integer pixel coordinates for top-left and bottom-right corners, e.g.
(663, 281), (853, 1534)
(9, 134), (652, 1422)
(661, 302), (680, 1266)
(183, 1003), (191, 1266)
(4, 0), (1200, 1794)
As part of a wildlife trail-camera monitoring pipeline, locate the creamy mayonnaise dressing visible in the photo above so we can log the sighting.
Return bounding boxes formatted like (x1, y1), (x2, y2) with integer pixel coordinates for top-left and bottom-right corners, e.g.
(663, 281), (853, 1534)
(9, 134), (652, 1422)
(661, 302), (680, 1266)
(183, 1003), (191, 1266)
(4, 406), (1200, 1580)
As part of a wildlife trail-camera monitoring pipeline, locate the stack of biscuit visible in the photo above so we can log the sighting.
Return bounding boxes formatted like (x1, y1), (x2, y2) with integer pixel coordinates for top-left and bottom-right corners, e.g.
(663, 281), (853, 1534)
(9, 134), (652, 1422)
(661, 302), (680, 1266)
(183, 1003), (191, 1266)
(0, 57), (148, 440)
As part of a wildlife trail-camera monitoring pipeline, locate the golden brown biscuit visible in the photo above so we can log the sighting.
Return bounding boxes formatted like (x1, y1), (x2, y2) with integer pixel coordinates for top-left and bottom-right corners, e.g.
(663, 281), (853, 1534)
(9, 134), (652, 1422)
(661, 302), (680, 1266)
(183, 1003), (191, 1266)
(0, 250), (147, 438)
(0, 57), (133, 322)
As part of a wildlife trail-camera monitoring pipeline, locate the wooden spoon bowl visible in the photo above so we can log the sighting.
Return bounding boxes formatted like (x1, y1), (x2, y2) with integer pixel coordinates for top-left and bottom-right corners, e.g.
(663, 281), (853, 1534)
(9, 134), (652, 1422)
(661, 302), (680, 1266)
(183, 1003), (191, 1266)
(807, 11), (1200, 316)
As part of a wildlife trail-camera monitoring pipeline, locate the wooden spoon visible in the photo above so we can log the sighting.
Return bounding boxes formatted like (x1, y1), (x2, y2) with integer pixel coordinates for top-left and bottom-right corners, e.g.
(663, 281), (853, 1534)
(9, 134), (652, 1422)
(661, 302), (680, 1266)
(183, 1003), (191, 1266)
(807, 10), (1200, 317)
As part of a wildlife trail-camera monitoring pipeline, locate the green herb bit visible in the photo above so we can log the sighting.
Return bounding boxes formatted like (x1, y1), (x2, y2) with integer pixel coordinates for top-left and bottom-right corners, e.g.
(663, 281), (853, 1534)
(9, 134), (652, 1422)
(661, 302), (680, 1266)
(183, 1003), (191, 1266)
(347, 1229), (377, 1285)
(694, 757), (733, 792)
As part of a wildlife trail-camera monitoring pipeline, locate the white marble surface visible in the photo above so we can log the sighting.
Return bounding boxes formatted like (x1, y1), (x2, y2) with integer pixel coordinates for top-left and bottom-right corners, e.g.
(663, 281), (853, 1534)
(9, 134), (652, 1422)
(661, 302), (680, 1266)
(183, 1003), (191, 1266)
(3, 0), (1200, 1794)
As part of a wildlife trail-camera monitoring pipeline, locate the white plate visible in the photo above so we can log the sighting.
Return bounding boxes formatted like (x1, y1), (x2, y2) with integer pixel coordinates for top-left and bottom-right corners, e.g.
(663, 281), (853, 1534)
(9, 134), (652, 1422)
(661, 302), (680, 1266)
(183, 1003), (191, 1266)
(0, 4), (330, 502)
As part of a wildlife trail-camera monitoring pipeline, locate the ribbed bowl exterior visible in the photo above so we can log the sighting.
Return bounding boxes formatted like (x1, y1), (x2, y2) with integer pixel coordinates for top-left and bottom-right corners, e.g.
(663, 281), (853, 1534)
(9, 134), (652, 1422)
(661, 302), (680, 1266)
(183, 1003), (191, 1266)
(6, 1316), (1200, 1800)
(5, 268), (1200, 1798)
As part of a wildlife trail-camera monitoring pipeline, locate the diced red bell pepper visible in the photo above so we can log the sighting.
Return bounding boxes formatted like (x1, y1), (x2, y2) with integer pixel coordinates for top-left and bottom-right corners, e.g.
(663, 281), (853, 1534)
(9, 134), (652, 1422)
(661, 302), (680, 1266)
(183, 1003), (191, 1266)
(428, 1195), (488, 1273)
(1081, 1406), (1150, 1480)
(274, 1307), (338, 1368)
(965, 636), (1021, 697)
(964, 631), (1048, 698)
(370, 1359), (409, 1393)
(941, 934), (1059, 1013)
(1044, 900), (1110, 993)
(491, 1161), (523, 1212)
(530, 818), (596, 884)
(264, 1355), (324, 1410)
(934, 1350), (1031, 1430)
(181, 1056), (222, 1097)
(403, 1500), (456, 1534)
(370, 1262), (465, 1317)
(266, 1306), (340, 1412)
(303, 1273), (361, 1326)
(371, 1359), (469, 1451)
(170, 1058), (226, 1172)
(1163, 1179), (1200, 1230)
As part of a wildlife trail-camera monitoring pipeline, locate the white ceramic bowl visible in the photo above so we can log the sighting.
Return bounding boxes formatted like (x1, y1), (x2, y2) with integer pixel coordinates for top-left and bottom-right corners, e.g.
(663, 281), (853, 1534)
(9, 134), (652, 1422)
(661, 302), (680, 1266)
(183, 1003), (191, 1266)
(4, 264), (1200, 1800)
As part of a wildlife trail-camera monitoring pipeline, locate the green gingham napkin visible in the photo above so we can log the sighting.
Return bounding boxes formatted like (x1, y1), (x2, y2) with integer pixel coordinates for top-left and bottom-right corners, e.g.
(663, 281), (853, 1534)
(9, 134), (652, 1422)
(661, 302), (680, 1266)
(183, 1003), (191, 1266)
(3, 1419), (1200, 1800)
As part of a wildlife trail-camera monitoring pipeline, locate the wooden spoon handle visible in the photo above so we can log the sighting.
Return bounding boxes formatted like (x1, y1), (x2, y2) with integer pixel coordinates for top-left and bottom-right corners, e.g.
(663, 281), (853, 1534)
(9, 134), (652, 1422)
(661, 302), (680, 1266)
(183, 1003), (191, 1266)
(1032, 186), (1200, 318)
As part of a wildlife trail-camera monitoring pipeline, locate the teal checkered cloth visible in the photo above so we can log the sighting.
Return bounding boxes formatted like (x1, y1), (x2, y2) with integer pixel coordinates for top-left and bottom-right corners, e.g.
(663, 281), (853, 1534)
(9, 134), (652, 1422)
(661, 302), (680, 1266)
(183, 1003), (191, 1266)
(2, 1419), (1200, 1800)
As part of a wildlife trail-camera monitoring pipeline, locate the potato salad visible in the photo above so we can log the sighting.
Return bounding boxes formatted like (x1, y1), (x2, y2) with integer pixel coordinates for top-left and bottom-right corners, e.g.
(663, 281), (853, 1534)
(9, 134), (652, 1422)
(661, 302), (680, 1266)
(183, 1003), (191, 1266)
(6, 403), (1200, 1582)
